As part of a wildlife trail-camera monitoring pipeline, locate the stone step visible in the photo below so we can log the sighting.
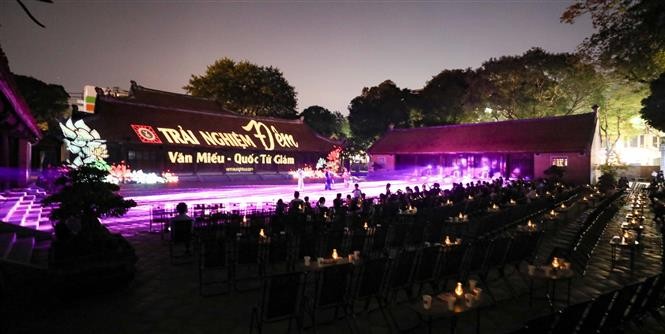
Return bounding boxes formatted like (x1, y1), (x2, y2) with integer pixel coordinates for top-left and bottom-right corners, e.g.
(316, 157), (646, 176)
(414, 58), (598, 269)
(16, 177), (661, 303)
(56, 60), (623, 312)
(0, 233), (17, 258)
(5, 236), (35, 263)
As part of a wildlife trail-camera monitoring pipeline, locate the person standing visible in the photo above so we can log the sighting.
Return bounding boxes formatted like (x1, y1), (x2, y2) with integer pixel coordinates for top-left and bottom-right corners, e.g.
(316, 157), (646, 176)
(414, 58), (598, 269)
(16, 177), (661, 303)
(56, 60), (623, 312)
(325, 169), (333, 190)
(352, 183), (362, 199)
(342, 168), (350, 188)
(296, 168), (305, 191)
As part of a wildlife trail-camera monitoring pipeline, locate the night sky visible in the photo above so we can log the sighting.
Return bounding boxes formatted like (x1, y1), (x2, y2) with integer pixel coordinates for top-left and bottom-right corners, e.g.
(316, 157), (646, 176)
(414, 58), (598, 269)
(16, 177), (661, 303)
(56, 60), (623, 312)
(0, 1), (593, 114)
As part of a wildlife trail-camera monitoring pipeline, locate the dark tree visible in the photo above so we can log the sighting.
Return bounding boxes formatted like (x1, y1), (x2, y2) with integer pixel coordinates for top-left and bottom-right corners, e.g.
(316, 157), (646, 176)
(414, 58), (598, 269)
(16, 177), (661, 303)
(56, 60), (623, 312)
(420, 69), (479, 125)
(300, 105), (345, 138)
(14, 74), (70, 131)
(640, 72), (665, 131)
(477, 48), (603, 120)
(562, 0), (665, 83)
(184, 58), (298, 118)
(347, 80), (415, 149)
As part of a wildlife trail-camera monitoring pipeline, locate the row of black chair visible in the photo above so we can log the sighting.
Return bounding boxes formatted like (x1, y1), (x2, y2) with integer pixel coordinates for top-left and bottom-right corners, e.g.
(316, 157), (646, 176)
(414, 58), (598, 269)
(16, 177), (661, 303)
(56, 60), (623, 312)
(517, 273), (665, 334)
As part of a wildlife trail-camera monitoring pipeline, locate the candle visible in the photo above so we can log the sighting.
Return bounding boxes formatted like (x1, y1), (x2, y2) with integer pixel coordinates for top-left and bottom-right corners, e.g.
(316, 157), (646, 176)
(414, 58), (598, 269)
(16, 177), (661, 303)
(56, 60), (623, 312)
(492, 203), (498, 209)
(561, 203), (566, 209)
(444, 236), (452, 246)
(332, 248), (339, 260)
(458, 212), (464, 219)
(259, 228), (266, 238)
(242, 215), (247, 224)
(550, 210), (556, 216)
(552, 257), (560, 270)
(363, 222), (369, 230)
(527, 220), (534, 229)
(455, 282), (464, 297)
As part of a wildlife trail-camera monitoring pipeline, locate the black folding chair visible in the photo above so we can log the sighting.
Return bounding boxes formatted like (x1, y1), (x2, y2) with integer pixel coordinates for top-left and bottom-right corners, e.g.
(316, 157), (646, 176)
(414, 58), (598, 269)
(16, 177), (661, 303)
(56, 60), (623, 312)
(250, 271), (306, 334)
(306, 263), (354, 333)
(550, 301), (590, 334)
(413, 246), (442, 295)
(198, 238), (230, 296)
(169, 218), (193, 264)
(576, 291), (616, 334)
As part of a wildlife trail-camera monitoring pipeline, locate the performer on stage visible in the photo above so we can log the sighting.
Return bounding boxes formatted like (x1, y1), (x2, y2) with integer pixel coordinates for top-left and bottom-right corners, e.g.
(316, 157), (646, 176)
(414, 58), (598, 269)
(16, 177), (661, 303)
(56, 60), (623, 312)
(296, 168), (305, 191)
(324, 169), (333, 190)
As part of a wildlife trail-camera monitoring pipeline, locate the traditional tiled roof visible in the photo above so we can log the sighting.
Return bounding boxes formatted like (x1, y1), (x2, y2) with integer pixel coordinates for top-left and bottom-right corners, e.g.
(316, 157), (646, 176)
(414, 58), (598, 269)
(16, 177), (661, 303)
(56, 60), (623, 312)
(368, 112), (597, 154)
(127, 81), (236, 115)
(0, 46), (41, 141)
(90, 83), (337, 153)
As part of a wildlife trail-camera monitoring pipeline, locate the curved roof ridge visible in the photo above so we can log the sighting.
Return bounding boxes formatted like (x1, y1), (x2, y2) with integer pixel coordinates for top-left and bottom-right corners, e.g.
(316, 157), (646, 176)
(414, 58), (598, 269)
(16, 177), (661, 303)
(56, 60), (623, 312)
(390, 112), (596, 132)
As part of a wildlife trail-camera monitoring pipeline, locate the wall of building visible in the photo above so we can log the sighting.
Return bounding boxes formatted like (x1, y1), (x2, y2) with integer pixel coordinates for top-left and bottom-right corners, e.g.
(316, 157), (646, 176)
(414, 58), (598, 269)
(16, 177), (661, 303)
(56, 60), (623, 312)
(534, 152), (590, 184)
(369, 154), (395, 172)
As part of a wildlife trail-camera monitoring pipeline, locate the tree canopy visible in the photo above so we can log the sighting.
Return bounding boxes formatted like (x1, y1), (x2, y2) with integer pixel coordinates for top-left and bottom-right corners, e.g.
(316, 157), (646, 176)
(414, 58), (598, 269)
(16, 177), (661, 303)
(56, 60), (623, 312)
(347, 80), (416, 148)
(477, 48), (604, 120)
(641, 72), (665, 131)
(420, 69), (479, 125)
(14, 74), (70, 132)
(562, 0), (665, 83)
(300, 105), (347, 139)
(184, 58), (298, 118)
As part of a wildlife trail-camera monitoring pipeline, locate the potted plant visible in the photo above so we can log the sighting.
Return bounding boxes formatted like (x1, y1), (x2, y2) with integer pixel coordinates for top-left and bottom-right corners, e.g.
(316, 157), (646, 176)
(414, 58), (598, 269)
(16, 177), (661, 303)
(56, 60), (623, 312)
(43, 164), (137, 289)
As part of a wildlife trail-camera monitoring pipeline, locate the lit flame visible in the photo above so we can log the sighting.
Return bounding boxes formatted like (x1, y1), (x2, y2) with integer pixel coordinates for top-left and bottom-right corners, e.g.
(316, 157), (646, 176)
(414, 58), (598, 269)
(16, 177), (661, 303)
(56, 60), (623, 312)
(510, 199), (516, 204)
(455, 282), (464, 297)
(259, 228), (266, 238)
(444, 236), (452, 245)
(242, 215), (247, 224)
(561, 203), (566, 209)
(332, 248), (339, 260)
(552, 257), (560, 269)
(492, 203), (498, 209)
(527, 220), (534, 228)
(363, 222), (369, 230)
(550, 210), (556, 216)
(468, 195), (473, 200)
(458, 212), (464, 219)
(583, 196), (588, 201)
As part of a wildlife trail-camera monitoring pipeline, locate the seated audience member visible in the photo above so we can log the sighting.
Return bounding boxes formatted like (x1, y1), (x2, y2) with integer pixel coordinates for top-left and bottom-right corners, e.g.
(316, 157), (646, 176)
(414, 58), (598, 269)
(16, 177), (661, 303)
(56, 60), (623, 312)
(289, 191), (305, 213)
(171, 202), (194, 254)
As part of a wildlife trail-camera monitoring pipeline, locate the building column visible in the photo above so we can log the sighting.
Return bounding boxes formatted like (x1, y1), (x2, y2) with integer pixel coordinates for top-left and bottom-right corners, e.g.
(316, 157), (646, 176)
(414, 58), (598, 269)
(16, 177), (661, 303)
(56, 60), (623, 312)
(660, 143), (665, 171)
(17, 138), (31, 186)
(0, 133), (9, 190)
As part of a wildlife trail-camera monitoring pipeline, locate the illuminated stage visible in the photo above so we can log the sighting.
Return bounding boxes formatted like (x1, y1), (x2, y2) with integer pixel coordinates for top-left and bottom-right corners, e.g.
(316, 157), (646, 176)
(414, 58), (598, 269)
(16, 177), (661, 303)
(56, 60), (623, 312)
(102, 176), (454, 235)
